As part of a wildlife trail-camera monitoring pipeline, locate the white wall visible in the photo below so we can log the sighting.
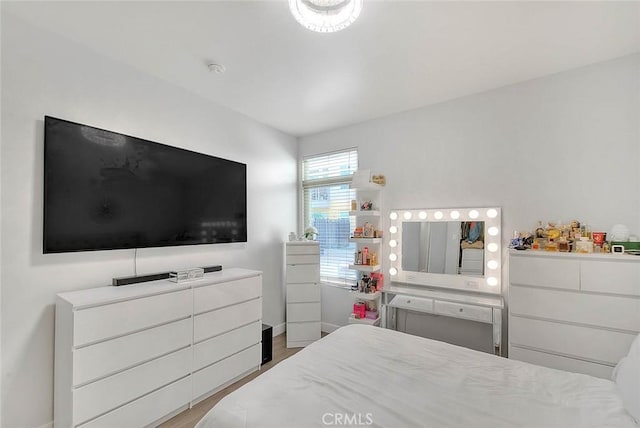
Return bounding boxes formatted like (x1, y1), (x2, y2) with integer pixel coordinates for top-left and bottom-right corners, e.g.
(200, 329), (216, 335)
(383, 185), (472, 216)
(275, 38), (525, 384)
(1, 13), (297, 428)
(301, 53), (640, 334)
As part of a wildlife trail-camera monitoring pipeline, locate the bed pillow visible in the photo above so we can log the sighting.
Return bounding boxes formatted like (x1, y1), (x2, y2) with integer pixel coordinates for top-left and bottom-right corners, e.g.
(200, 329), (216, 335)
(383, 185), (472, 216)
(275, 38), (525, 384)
(613, 333), (640, 422)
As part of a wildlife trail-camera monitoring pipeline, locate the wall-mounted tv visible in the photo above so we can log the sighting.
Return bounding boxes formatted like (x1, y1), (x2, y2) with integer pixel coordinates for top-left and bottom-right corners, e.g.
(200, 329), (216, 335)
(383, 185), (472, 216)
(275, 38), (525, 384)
(44, 116), (247, 253)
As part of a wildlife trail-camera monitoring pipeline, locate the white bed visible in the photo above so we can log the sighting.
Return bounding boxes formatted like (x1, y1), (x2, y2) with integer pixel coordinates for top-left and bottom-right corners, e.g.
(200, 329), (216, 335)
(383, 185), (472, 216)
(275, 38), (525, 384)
(196, 325), (638, 428)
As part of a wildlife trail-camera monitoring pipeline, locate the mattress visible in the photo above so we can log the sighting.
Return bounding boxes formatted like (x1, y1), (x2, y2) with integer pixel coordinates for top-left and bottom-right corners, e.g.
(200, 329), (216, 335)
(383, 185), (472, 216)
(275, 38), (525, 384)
(196, 324), (637, 427)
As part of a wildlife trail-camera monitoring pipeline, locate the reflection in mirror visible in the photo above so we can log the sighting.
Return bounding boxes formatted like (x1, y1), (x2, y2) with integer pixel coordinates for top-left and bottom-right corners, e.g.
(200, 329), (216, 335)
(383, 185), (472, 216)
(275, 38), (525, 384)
(402, 221), (485, 276)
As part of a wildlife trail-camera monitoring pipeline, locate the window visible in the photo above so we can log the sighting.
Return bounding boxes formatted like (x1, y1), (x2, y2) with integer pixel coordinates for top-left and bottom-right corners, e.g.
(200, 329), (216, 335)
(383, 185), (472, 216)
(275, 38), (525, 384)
(302, 149), (358, 286)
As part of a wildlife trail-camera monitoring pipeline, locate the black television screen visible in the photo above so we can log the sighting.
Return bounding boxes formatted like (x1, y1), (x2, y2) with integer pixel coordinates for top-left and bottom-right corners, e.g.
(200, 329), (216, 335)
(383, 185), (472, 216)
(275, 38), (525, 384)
(44, 116), (247, 253)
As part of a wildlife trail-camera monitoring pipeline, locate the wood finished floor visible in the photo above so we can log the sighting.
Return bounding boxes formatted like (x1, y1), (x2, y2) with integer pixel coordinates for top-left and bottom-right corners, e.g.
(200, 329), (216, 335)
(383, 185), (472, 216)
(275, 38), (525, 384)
(159, 333), (316, 428)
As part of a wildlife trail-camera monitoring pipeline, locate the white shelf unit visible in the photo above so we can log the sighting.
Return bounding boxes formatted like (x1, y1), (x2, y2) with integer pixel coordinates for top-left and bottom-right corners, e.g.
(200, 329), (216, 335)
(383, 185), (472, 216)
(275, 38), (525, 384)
(286, 241), (321, 348)
(349, 182), (383, 325)
(54, 268), (262, 428)
(349, 292), (382, 326)
(348, 264), (381, 273)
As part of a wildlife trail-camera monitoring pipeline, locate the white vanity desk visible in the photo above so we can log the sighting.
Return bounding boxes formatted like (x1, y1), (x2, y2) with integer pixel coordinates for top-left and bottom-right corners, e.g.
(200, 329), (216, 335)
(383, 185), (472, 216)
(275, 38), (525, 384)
(383, 207), (504, 355)
(381, 284), (504, 354)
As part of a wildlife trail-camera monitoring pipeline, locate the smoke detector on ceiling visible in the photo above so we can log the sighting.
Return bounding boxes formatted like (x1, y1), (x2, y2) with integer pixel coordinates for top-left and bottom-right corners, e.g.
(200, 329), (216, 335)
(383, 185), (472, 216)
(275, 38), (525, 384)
(207, 63), (226, 74)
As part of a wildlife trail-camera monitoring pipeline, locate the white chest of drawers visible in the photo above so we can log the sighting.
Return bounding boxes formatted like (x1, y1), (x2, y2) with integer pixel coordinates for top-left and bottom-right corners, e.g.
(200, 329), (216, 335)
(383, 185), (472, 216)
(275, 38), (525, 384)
(55, 268), (262, 428)
(286, 241), (321, 348)
(509, 251), (640, 379)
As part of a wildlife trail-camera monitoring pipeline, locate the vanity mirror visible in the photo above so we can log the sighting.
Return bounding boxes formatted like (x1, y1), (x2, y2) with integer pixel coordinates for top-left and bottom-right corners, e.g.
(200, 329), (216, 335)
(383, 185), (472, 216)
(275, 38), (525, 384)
(388, 208), (501, 295)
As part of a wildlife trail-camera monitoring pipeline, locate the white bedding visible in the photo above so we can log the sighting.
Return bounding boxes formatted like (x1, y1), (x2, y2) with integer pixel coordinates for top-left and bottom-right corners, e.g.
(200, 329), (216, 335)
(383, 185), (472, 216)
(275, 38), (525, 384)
(196, 325), (637, 428)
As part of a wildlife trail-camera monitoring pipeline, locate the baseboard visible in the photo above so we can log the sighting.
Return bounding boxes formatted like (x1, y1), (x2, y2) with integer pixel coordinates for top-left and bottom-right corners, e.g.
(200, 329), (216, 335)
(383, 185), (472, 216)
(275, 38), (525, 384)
(321, 322), (342, 333)
(272, 322), (286, 337)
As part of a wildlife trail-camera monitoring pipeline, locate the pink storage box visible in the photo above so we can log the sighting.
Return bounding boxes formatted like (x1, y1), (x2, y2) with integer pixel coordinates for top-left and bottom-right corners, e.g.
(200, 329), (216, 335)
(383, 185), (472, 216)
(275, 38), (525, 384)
(353, 303), (366, 318)
(365, 310), (378, 320)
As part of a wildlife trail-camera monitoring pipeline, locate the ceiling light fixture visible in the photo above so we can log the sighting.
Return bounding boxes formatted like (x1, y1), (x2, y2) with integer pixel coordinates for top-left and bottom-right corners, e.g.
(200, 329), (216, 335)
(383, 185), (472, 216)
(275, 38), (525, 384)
(289, 0), (363, 33)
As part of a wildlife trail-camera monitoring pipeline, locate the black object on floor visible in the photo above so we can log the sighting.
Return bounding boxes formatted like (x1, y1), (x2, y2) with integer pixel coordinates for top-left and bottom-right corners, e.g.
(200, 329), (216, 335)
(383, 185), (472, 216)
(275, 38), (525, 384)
(262, 324), (273, 365)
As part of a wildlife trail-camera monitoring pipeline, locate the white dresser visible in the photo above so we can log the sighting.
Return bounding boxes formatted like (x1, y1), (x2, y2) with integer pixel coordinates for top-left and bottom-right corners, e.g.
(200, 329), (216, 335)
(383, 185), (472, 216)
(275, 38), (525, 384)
(509, 251), (640, 379)
(286, 241), (321, 348)
(55, 268), (262, 428)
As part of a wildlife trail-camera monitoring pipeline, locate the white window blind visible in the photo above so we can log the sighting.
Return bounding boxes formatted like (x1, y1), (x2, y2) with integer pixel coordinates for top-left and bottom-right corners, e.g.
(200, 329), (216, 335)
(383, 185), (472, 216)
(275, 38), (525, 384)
(302, 149), (358, 286)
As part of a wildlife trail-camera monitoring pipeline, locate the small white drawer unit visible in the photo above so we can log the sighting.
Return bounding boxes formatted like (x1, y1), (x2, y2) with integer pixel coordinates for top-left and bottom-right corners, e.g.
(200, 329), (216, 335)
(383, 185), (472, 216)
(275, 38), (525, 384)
(55, 268), (262, 428)
(286, 241), (321, 347)
(509, 251), (640, 379)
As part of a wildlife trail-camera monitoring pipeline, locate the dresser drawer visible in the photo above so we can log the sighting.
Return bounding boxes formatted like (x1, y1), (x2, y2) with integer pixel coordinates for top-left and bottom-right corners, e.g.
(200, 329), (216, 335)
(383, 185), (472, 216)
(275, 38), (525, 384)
(510, 285), (640, 332)
(73, 318), (191, 386)
(77, 376), (190, 428)
(193, 321), (261, 371)
(510, 256), (579, 290)
(509, 345), (614, 379)
(286, 244), (320, 255)
(287, 302), (321, 322)
(73, 289), (191, 347)
(286, 264), (320, 283)
(434, 300), (493, 324)
(194, 298), (261, 342)
(287, 283), (320, 303)
(581, 260), (640, 296)
(287, 321), (321, 342)
(194, 275), (261, 314)
(73, 347), (191, 425)
(509, 316), (636, 365)
(287, 254), (319, 265)
(192, 344), (261, 401)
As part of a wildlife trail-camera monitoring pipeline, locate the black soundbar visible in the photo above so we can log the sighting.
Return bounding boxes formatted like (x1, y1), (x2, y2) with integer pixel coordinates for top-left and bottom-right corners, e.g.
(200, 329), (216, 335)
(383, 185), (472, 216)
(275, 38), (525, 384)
(112, 265), (222, 286)
(112, 272), (170, 286)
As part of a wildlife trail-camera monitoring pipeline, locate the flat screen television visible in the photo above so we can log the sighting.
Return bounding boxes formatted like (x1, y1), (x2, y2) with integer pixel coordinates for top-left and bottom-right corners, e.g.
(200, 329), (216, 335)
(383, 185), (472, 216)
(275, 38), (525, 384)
(44, 116), (247, 253)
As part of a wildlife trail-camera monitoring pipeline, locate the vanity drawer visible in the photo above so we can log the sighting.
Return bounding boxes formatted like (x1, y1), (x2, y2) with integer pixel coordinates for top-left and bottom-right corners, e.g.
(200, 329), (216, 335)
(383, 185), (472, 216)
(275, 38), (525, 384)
(510, 256), (579, 290)
(287, 283), (320, 303)
(581, 261), (640, 296)
(194, 275), (261, 314)
(434, 300), (493, 324)
(73, 289), (191, 347)
(287, 302), (321, 322)
(286, 244), (320, 256)
(286, 264), (320, 283)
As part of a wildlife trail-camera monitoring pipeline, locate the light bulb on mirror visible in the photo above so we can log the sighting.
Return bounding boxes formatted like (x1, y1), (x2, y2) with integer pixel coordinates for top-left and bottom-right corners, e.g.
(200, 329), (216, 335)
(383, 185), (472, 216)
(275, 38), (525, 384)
(450, 210), (460, 219)
(389, 212), (398, 220)
(389, 267), (398, 276)
(487, 243), (498, 252)
(389, 226), (397, 234)
(487, 208), (498, 218)
(487, 260), (498, 270)
(434, 211), (443, 220)
(419, 211), (427, 219)
(469, 210), (479, 219)
(389, 240), (397, 248)
(403, 211), (412, 220)
(487, 277), (498, 286)
(389, 253), (397, 261)
(488, 226), (499, 236)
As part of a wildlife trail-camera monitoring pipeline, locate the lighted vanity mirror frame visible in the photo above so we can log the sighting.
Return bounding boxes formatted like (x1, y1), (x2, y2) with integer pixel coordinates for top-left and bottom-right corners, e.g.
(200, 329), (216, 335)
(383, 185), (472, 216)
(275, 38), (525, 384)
(388, 207), (502, 295)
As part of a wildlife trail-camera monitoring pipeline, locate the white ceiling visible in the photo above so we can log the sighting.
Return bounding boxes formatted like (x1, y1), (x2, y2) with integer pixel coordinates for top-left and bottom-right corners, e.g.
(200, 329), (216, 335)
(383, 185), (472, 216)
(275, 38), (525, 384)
(5, 1), (640, 136)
